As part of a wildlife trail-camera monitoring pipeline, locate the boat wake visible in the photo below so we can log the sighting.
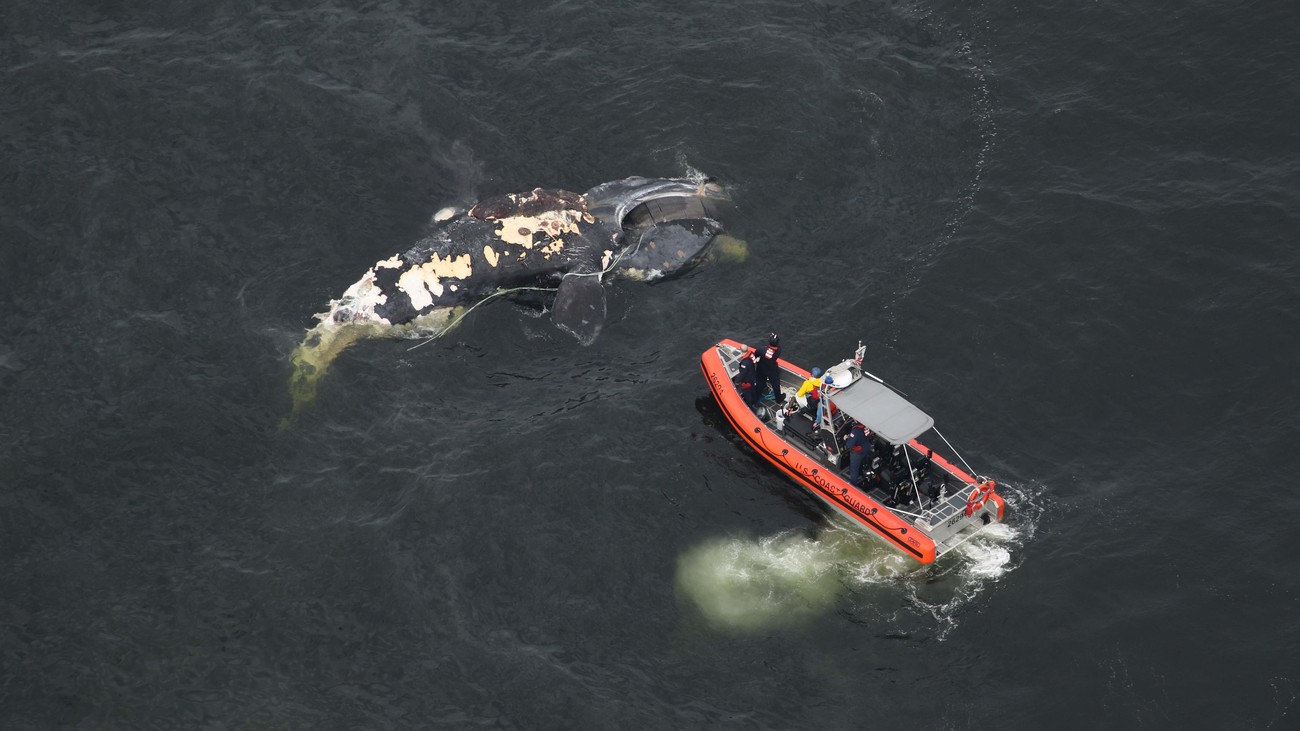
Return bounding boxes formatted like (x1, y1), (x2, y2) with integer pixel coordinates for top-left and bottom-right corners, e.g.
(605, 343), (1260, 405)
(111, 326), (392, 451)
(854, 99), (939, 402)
(676, 485), (1042, 639)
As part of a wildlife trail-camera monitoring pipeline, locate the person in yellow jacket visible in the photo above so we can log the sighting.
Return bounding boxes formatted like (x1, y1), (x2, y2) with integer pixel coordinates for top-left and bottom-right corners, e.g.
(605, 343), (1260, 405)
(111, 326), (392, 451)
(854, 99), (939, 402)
(796, 367), (824, 418)
(795, 367), (823, 397)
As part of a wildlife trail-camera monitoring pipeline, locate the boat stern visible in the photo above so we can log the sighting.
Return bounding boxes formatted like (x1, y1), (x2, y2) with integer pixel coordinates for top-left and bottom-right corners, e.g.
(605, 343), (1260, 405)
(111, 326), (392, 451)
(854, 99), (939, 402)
(913, 479), (1005, 557)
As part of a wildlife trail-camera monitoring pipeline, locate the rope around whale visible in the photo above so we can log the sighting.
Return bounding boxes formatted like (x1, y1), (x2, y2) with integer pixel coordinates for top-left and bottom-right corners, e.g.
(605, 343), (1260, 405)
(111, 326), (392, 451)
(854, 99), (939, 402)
(405, 284), (557, 351)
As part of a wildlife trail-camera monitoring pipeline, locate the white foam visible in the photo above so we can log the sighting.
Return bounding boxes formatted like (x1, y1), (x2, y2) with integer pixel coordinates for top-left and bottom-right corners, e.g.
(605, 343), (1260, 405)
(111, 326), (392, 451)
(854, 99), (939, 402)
(676, 498), (1035, 637)
(957, 524), (1016, 579)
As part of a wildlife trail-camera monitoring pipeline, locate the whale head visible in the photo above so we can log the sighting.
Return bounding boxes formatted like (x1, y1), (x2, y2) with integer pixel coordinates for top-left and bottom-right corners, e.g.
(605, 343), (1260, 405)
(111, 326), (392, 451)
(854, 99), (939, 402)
(584, 177), (730, 281)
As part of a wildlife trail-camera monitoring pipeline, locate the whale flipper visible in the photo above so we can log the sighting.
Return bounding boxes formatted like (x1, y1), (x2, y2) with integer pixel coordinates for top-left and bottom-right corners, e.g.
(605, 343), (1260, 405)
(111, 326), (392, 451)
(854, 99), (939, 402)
(552, 273), (606, 345)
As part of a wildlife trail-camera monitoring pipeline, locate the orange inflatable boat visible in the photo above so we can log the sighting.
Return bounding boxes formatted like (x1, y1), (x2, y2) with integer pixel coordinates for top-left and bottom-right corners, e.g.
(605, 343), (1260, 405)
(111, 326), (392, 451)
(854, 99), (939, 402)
(700, 338), (1005, 564)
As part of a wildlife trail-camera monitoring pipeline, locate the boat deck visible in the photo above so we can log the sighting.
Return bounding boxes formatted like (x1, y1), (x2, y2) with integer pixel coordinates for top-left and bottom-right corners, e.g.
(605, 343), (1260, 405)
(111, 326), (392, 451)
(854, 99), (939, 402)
(764, 387), (944, 508)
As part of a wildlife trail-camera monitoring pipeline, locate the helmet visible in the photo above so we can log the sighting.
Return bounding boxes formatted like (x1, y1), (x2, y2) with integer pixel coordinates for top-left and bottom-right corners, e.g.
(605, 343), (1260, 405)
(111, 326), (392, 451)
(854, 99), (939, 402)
(811, 367), (823, 378)
(823, 375), (834, 386)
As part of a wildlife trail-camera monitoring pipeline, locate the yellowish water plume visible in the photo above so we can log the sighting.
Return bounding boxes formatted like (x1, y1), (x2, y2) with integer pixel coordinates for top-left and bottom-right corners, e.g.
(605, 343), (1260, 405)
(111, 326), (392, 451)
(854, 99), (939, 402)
(281, 322), (367, 430)
(675, 531), (841, 633)
(280, 306), (465, 430)
(710, 234), (749, 263)
(675, 525), (912, 633)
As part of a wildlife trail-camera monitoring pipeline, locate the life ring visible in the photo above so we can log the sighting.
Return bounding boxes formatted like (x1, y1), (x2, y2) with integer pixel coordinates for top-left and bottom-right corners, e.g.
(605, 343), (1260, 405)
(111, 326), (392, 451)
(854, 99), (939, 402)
(964, 480), (996, 516)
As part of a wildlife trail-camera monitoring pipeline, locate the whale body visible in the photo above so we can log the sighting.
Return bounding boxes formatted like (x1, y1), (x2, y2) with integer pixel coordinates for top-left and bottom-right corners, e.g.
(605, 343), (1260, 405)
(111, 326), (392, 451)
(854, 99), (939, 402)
(286, 176), (730, 420)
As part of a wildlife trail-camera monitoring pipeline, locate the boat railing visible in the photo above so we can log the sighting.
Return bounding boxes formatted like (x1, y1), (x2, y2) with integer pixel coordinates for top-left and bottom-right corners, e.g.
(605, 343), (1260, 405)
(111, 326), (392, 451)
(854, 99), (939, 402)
(914, 490), (995, 544)
(718, 342), (746, 377)
(932, 519), (999, 558)
(886, 505), (928, 521)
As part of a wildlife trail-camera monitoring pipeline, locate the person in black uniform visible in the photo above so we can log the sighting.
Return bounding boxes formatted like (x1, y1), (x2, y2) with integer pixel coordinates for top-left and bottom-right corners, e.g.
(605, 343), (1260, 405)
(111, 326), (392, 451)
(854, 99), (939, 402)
(756, 332), (783, 402)
(736, 346), (759, 407)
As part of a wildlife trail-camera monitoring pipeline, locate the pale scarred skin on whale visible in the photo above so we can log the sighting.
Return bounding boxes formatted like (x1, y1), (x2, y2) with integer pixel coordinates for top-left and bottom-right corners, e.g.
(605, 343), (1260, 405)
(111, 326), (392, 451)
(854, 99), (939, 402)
(314, 191), (597, 328)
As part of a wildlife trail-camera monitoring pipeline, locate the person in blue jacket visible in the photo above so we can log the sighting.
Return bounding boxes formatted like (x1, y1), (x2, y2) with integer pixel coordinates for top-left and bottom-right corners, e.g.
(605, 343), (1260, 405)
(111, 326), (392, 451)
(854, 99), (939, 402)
(844, 422), (871, 486)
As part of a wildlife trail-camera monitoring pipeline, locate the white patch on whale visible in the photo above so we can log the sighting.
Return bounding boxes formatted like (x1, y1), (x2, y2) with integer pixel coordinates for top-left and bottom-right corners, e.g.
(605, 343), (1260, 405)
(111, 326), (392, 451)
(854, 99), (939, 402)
(491, 209), (584, 248)
(396, 253), (473, 310)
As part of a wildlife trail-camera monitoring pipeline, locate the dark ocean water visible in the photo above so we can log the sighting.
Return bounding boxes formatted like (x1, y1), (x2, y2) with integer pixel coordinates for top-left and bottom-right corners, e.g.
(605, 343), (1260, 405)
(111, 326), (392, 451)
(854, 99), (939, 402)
(3, 0), (1299, 728)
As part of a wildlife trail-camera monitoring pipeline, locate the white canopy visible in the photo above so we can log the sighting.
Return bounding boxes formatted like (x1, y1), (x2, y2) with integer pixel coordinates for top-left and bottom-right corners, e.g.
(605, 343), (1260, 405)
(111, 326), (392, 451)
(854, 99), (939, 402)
(829, 377), (934, 444)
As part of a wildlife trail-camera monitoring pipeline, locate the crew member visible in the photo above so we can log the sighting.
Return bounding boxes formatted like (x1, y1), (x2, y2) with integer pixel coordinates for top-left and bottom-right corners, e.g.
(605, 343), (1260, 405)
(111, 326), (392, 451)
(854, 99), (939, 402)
(796, 367), (824, 417)
(844, 422), (870, 485)
(756, 332), (782, 402)
(736, 346), (759, 407)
